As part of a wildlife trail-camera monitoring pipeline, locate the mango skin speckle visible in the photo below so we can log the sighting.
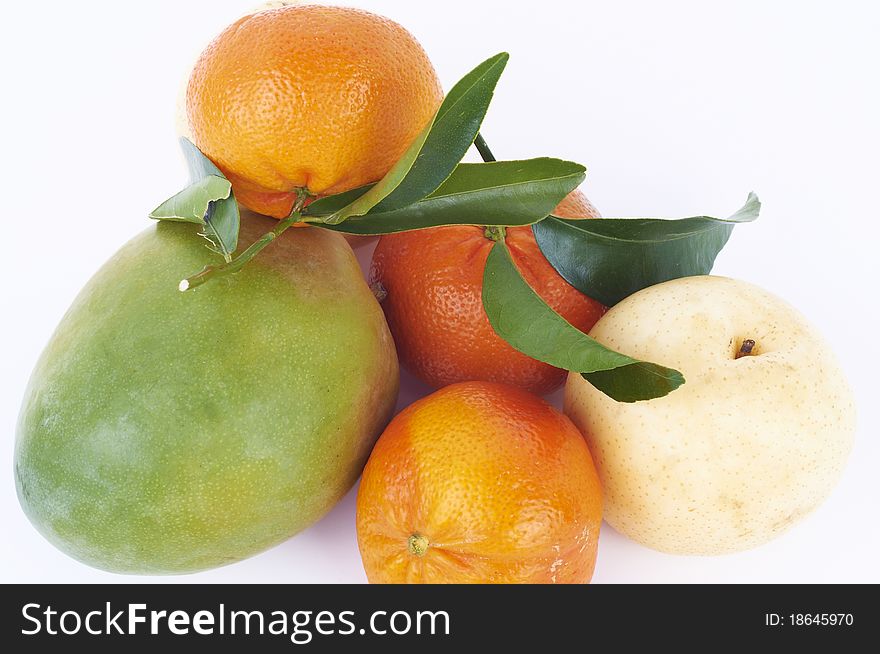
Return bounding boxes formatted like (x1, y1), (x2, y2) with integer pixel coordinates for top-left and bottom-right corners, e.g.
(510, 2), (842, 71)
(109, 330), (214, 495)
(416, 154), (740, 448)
(14, 216), (399, 574)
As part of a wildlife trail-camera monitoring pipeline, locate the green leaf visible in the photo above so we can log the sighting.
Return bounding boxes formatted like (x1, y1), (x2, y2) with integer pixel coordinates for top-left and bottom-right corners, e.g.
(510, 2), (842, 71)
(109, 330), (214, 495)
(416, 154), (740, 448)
(321, 53), (509, 225)
(150, 138), (239, 261)
(199, 196), (240, 261)
(313, 158), (585, 235)
(482, 240), (685, 402)
(150, 175), (231, 225)
(533, 193), (760, 307)
(304, 185), (373, 217)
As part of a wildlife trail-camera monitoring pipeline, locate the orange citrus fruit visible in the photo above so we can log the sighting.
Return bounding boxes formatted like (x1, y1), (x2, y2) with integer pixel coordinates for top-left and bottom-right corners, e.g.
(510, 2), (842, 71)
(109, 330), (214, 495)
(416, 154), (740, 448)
(369, 190), (606, 395)
(186, 4), (444, 218)
(356, 381), (603, 584)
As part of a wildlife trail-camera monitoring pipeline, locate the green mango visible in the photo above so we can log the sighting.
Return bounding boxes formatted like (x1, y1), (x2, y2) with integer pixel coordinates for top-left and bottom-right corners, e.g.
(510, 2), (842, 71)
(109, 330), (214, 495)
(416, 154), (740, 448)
(14, 216), (399, 574)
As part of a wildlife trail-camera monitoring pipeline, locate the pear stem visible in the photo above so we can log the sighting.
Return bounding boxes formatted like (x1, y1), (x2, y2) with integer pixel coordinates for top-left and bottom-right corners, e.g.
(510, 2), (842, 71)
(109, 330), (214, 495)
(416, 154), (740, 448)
(180, 191), (310, 292)
(735, 339), (757, 359)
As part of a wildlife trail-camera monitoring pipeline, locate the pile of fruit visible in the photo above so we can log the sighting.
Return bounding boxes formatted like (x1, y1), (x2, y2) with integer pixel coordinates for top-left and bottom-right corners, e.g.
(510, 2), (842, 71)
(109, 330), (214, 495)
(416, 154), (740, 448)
(14, 4), (855, 583)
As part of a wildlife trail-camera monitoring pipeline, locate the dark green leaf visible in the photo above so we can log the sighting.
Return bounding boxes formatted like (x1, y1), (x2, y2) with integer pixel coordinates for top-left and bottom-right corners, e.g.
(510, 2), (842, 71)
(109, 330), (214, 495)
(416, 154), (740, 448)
(314, 159), (585, 235)
(533, 193), (760, 307)
(150, 138), (239, 261)
(482, 240), (685, 402)
(321, 53), (509, 225)
(304, 185), (373, 216)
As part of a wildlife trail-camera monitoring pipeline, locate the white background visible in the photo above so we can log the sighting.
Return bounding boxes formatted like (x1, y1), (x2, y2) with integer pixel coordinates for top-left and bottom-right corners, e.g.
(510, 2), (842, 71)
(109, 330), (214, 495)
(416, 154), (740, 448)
(1, 0), (878, 583)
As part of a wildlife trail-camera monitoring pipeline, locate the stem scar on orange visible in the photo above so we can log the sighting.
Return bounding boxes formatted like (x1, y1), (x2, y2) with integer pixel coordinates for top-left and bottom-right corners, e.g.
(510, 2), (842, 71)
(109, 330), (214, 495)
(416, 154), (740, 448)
(356, 381), (603, 584)
(186, 4), (444, 219)
(369, 189), (607, 395)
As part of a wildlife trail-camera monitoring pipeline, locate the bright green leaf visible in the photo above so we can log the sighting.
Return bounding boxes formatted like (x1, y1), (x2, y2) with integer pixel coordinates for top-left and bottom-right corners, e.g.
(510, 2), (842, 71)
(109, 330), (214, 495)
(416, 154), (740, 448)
(482, 240), (685, 402)
(149, 175), (231, 225)
(314, 158), (585, 235)
(321, 53), (509, 225)
(150, 138), (239, 261)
